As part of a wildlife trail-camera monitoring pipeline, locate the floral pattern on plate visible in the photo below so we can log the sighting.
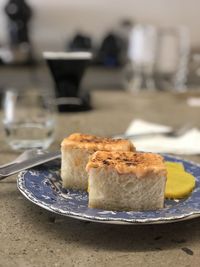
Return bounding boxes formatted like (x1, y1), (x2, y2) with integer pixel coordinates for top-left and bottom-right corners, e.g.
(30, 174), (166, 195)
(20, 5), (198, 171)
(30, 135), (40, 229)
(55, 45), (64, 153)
(17, 155), (200, 224)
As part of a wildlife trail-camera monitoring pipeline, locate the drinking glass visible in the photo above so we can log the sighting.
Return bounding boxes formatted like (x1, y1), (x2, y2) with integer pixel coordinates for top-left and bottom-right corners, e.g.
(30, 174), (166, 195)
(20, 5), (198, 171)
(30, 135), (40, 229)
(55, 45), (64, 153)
(43, 51), (92, 112)
(126, 24), (157, 92)
(155, 26), (190, 91)
(3, 87), (56, 150)
(125, 25), (190, 92)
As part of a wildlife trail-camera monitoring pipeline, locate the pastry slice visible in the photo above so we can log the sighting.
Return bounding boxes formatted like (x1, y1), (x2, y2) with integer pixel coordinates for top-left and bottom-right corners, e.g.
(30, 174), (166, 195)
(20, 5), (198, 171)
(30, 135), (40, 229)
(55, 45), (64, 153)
(86, 151), (167, 211)
(61, 133), (135, 190)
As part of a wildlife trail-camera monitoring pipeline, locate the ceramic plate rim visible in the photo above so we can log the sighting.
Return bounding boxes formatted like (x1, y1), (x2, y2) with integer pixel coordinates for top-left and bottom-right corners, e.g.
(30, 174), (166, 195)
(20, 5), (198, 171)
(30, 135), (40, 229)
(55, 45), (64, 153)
(17, 154), (200, 225)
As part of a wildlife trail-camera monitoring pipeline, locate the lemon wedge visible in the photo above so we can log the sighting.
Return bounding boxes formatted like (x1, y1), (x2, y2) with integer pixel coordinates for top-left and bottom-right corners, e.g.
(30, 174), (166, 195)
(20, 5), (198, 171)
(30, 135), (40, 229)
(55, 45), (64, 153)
(165, 161), (195, 199)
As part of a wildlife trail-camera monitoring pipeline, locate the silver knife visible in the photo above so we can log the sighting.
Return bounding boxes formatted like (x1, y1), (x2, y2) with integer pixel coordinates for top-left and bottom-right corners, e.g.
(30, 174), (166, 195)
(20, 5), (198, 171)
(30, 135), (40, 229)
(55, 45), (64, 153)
(113, 130), (173, 139)
(0, 151), (61, 180)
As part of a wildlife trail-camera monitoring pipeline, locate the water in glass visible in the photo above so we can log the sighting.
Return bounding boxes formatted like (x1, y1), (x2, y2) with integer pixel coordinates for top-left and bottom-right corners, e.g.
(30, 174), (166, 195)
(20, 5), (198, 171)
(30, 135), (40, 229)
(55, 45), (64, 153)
(3, 88), (56, 150)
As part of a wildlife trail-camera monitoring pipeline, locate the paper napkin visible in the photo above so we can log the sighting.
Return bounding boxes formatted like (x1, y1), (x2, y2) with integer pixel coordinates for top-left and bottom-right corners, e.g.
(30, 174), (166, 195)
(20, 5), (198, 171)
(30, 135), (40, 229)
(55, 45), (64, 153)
(126, 119), (200, 155)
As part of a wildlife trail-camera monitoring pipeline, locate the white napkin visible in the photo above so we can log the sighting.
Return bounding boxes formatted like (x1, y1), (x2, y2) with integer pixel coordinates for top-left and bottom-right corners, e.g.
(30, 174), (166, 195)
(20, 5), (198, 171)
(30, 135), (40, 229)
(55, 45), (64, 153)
(126, 119), (200, 155)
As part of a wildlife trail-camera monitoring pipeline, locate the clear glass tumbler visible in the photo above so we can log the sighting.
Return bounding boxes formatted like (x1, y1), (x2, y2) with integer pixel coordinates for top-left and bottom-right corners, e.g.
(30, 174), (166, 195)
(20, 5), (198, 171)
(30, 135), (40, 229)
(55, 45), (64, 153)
(155, 26), (190, 91)
(126, 24), (157, 92)
(3, 88), (56, 150)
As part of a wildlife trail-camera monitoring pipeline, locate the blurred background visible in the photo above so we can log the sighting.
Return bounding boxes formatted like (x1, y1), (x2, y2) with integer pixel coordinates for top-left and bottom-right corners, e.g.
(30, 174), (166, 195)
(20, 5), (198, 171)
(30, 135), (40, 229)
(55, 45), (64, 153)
(0, 0), (200, 91)
(0, 0), (199, 52)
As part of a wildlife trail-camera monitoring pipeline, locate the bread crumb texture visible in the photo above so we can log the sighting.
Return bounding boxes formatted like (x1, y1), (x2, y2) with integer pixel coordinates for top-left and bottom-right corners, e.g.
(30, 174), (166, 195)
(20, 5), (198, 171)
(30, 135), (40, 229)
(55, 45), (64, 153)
(61, 133), (135, 152)
(86, 151), (167, 177)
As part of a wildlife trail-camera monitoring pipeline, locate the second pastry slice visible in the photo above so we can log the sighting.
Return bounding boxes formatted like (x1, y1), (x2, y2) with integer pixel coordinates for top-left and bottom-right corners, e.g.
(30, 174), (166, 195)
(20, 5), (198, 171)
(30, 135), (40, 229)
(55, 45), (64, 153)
(61, 133), (135, 190)
(86, 151), (167, 211)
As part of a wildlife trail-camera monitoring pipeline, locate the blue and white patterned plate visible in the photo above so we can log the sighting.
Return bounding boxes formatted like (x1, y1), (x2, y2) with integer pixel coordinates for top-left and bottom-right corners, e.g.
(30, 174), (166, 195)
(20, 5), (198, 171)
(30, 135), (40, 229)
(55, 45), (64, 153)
(17, 155), (200, 224)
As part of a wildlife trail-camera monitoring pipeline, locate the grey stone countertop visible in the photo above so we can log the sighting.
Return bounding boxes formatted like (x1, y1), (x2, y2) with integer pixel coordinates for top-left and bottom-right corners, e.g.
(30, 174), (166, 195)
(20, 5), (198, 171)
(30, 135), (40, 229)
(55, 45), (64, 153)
(0, 90), (200, 267)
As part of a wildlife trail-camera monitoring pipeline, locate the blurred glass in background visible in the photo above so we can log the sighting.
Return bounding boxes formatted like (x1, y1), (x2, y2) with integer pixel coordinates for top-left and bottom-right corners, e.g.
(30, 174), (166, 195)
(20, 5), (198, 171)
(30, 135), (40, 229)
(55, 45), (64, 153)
(155, 26), (190, 92)
(125, 25), (190, 92)
(126, 24), (157, 91)
(0, 0), (199, 106)
(2, 87), (56, 150)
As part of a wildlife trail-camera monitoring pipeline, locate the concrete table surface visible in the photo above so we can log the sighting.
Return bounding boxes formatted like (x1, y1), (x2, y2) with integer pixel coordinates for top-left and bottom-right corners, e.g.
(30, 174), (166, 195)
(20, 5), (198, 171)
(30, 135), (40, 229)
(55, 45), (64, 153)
(0, 90), (200, 267)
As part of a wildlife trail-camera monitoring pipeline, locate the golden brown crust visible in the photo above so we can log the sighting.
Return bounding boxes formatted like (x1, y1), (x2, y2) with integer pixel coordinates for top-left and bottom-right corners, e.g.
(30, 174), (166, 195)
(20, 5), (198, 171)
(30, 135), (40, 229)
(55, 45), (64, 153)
(61, 133), (135, 152)
(86, 151), (167, 177)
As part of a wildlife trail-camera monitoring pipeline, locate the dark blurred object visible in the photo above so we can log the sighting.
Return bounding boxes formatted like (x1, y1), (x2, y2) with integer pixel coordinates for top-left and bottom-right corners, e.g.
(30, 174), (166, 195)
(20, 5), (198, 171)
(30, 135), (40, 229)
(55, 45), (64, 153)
(95, 32), (123, 67)
(115, 19), (134, 65)
(187, 48), (200, 87)
(0, 45), (4, 65)
(95, 19), (133, 68)
(44, 52), (92, 112)
(4, 0), (34, 65)
(67, 33), (92, 52)
(0, 90), (3, 109)
(5, 0), (32, 45)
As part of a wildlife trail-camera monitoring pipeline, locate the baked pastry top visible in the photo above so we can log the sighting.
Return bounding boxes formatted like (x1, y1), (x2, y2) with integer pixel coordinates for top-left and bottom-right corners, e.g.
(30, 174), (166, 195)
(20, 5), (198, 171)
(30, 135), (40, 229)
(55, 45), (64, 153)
(61, 133), (135, 152)
(86, 151), (167, 177)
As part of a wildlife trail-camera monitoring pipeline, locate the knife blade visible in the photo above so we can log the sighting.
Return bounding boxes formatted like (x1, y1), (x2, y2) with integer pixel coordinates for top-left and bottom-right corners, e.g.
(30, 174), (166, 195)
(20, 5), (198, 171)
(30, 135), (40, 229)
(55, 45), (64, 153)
(113, 130), (173, 139)
(0, 151), (61, 180)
